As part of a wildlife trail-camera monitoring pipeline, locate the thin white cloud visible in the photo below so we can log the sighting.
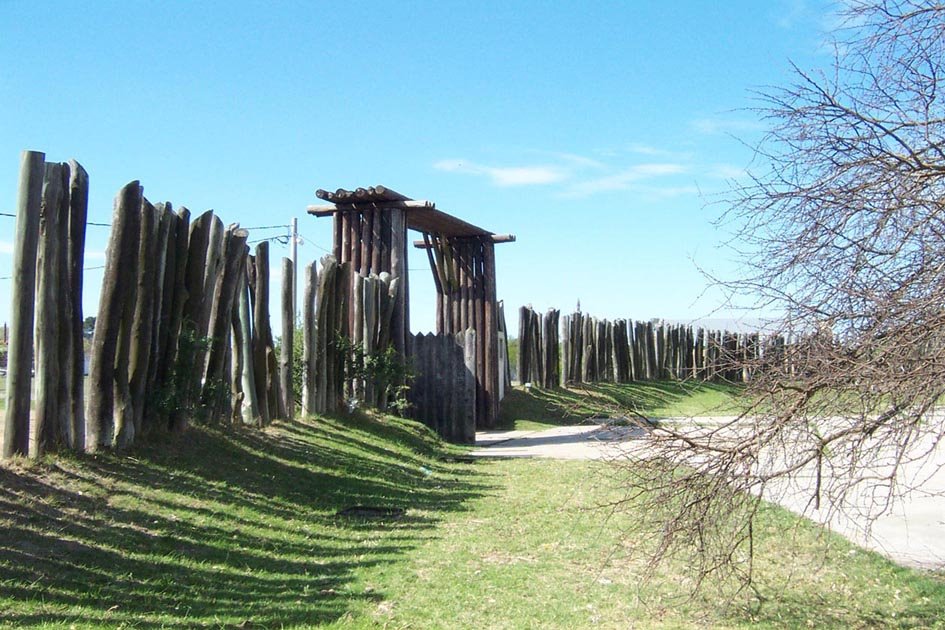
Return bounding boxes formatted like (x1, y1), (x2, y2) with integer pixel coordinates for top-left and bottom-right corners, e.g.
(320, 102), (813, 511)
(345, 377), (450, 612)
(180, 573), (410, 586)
(435, 151), (709, 199)
(691, 117), (764, 136)
(776, 0), (808, 29)
(0, 241), (13, 255)
(563, 163), (687, 197)
(85, 250), (107, 261)
(707, 163), (748, 180)
(433, 159), (568, 187)
(626, 143), (693, 160)
(544, 151), (608, 170)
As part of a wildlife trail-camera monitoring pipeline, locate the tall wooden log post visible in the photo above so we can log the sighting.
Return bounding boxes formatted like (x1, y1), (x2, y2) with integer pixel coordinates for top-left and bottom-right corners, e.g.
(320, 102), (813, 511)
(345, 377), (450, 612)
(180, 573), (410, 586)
(142, 203), (173, 433)
(203, 227), (249, 421)
(389, 208), (407, 357)
(252, 242), (272, 424)
(87, 181), (142, 450)
(155, 207), (191, 429)
(32, 162), (65, 457)
(302, 262), (317, 414)
(172, 209), (213, 431)
(3, 151), (45, 458)
(482, 240), (499, 428)
(281, 257), (295, 420)
(197, 216), (225, 382)
(125, 199), (158, 445)
(237, 254), (260, 424)
(66, 161), (89, 450)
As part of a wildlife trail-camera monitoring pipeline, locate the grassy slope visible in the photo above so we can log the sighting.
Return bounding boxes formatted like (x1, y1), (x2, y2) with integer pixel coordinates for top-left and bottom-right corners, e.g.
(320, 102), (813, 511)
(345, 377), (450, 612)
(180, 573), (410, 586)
(0, 398), (943, 628)
(499, 380), (745, 431)
(0, 413), (474, 628)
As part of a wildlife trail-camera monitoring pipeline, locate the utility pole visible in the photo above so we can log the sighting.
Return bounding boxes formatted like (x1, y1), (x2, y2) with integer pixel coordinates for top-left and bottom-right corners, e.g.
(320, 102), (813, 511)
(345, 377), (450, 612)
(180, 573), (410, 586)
(291, 217), (298, 320)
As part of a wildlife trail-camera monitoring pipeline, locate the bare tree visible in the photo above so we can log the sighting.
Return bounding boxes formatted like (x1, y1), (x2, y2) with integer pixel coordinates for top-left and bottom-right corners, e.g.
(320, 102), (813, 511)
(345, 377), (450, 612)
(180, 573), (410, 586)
(615, 0), (945, 591)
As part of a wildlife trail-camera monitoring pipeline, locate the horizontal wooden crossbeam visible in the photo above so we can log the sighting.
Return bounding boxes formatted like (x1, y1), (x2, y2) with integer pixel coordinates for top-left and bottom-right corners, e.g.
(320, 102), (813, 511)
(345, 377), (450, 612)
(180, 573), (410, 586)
(412, 234), (516, 247)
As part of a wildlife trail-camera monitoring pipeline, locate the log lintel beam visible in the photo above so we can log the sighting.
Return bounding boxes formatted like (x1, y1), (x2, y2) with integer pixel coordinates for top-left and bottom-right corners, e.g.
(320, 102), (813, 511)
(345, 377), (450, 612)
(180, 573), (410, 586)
(307, 200), (435, 216)
(412, 234), (516, 248)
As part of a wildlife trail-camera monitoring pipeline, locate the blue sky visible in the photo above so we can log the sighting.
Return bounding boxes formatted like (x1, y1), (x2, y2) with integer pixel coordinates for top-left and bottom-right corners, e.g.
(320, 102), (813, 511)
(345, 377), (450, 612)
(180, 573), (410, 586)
(0, 0), (834, 335)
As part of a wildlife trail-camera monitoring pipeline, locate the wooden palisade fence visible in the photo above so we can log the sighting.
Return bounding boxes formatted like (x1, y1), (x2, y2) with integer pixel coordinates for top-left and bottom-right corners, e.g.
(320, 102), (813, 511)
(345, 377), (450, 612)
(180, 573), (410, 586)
(1, 150), (308, 458)
(2, 156), (518, 458)
(516, 305), (782, 387)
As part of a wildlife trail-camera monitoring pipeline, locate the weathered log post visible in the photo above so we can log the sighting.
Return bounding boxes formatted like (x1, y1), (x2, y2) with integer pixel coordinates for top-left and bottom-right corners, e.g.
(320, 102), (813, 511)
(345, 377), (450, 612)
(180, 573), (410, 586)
(560, 314), (571, 386)
(170, 209), (213, 431)
(127, 199), (159, 441)
(252, 242), (273, 424)
(482, 240), (499, 426)
(314, 257), (335, 413)
(151, 206), (187, 417)
(111, 197), (144, 450)
(542, 309), (560, 388)
(517, 306), (529, 384)
(528, 308), (541, 387)
(581, 316), (595, 383)
(65, 161), (89, 450)
(280, 257), (295, 420)
(237, 253), (260, 424)
(86, 182), (142, 450)
(140, 203), (172, 433)
(302, 262), (317, 414)
(32, 162), (65, 457)
(362, 274), (378, 406)
(198, 216), (225, 380)
(202, 227), (249, 421)
(3, 151), (45, 458)
(496, 301), (509, 399)
(463, 329), (478, 441)
(389, 207), (407, 363)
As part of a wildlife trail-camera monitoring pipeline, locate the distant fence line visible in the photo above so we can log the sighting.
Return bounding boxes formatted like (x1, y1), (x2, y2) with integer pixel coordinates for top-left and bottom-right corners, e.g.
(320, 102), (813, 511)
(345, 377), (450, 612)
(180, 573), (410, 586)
(517, 305), (790, 387)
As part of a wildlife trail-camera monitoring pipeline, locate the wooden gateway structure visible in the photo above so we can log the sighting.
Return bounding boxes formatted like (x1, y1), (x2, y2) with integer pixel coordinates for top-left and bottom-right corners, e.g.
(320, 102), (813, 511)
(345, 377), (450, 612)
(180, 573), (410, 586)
(308, 186), (514, 432)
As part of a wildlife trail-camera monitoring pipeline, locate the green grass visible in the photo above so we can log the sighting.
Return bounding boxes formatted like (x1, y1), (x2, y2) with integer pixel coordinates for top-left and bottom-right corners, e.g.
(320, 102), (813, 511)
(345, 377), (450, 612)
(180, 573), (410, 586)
(1, 405), (943, 628)
(353, 459), (945, 629)
(0, 412), (475, 628)
(499, 380), (747, 431)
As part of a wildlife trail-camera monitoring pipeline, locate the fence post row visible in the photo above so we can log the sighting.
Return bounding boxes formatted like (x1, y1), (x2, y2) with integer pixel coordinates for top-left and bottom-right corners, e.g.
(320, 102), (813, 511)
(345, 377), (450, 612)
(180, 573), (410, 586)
(516, 305), (781, 388)
(1, 153), (332, 459)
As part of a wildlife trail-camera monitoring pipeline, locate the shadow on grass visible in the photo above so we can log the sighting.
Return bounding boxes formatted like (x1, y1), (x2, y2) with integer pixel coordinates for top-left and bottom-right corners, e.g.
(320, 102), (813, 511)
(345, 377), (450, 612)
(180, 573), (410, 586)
(0, 412), (496, 628)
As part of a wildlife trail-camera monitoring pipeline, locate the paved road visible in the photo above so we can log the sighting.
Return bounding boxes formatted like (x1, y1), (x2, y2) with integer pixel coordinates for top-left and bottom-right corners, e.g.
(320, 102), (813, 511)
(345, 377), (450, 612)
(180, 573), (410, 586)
(472, 421), (945, 571)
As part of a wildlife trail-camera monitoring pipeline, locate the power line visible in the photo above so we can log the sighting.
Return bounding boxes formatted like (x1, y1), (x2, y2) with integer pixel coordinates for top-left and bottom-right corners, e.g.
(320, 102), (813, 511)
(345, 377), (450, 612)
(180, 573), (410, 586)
(0, 264), (106, 281)
(244, 224), (290, 231)
(295, 232), (332, 255)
